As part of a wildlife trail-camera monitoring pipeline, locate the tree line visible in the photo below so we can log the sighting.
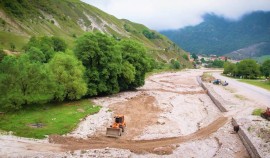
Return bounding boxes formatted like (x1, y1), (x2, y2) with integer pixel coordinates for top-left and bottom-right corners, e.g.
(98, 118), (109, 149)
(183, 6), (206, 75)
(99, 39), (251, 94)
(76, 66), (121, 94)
(0, 32), (154, 111)
(223, 59), (270, 79)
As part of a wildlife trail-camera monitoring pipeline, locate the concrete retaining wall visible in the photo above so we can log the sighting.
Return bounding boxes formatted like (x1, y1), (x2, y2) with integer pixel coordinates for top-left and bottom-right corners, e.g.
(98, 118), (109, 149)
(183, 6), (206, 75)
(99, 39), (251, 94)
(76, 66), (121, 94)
(232, 118), (261, 158)
(196, 76), (227, 112)
(196, 76), (262, 158)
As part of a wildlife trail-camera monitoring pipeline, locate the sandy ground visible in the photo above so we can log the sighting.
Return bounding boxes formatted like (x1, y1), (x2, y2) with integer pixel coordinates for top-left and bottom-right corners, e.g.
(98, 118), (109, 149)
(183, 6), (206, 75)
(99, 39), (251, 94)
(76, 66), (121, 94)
(0, 69), (254, 158)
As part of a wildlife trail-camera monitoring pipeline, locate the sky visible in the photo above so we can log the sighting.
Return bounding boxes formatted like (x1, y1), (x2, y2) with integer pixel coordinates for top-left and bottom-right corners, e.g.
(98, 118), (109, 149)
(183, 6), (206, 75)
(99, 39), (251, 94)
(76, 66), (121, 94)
(81, 0), (270, 30)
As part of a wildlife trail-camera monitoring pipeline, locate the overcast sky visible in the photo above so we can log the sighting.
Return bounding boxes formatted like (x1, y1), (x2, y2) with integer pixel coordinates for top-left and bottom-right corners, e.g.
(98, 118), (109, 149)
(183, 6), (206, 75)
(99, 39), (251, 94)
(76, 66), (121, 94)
(81, 0), (270, 30)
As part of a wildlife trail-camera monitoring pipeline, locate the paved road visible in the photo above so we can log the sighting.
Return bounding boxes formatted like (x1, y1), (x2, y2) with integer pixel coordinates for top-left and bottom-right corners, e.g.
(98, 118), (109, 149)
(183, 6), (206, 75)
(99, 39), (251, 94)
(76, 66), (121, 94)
(213, 72), (270, 107)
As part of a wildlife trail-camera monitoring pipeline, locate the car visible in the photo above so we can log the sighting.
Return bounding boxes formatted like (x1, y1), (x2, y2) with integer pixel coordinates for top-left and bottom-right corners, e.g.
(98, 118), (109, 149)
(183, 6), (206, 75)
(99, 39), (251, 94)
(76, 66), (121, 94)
(213, 79), (221, 85)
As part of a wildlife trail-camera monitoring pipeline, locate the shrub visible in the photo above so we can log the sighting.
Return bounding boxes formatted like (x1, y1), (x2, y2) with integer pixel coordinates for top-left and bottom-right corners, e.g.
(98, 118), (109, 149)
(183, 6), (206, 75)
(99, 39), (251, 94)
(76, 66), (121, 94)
(252, 108), (264, 116)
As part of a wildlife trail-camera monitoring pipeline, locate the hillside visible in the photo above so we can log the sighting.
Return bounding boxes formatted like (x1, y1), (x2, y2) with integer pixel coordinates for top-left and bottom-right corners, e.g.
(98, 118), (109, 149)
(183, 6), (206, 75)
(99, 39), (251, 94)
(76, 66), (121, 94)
(160, 11), (270, 59)
(0, 0), (189, 63)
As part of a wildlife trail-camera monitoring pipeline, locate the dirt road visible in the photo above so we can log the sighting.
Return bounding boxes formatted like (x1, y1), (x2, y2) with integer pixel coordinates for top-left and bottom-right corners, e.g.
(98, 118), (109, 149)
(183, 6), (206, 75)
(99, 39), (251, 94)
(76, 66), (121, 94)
(50, 116), (228, 154)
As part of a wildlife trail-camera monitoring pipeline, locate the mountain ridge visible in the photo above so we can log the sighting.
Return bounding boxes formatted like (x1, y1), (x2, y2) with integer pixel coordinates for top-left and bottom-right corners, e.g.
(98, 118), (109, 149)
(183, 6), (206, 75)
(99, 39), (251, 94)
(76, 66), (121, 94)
(160, 11), (270, 59)
(0, 0), (189, 63)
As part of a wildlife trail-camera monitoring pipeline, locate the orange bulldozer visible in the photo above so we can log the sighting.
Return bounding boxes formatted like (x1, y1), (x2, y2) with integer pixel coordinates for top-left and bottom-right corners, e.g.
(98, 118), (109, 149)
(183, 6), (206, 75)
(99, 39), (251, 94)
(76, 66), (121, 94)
(106, 115), (126, 137)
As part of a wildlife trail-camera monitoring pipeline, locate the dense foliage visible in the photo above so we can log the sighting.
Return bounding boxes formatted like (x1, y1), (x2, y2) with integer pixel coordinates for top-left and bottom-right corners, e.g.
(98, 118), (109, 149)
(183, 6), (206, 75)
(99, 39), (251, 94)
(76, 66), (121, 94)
(161, 12), (270, 58)
(24, 36), (67, 62)
(170, 59), (181, 69)
(0, 48), (6, 61)
(0, 32), (154, 111)
(206, 59), (225, 68)
(142, 29), (161, 39)
(0, 55), (54, 110)
(118, 40), (152, 89)
(74, 32), (122, 96)
(261, 59), (270, 78)
(223, 59), (263, 79)
(48, 52), (87, 101)
(74, 32), (151, 96)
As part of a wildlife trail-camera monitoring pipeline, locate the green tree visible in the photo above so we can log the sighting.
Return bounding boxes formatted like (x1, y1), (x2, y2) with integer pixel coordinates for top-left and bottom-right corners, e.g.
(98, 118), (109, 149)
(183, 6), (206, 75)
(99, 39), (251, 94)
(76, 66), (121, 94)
(223, 62), (236, 76)
(261, 59), (270, 78)
(182, 54), (189, 60)
(25, 36), (67, 62)
(212, 59), (225, 68)
(170, 59), (181, 69)
(74, 32), (121, 96)
(48, 51), (87, 101)
(51, 36), (67, 52)
(118, 39), (151, 89)
(117, 61), (136, 90)
(26, 47), (46, 63)
(0, 55), (53, 110)
(200, 58), (206, 63)
(192, 53), (198, 60)
(237, 59), (260, 79)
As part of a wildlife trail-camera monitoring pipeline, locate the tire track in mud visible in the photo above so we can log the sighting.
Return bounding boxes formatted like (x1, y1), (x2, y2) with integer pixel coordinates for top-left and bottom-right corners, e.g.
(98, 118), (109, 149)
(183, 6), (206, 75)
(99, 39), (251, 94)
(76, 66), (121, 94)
(50, 116), (228, 154)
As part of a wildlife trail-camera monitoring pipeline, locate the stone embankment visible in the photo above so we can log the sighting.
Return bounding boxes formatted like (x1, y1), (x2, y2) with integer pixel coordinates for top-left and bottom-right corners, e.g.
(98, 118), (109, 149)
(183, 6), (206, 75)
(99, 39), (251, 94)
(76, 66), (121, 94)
(197, 76), (262, 158)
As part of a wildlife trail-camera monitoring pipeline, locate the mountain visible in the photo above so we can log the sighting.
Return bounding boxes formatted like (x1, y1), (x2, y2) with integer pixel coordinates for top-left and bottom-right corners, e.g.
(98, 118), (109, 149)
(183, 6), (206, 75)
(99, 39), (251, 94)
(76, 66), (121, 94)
(160, 11), (270, 59)
(225, 42), (270, 60)
(0, 0), (189, 63)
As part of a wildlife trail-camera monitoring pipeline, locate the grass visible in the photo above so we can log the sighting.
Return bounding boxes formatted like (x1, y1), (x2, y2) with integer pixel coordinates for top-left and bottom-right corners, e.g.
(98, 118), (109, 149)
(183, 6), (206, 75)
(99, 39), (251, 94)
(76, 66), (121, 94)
(234, 94), (246, 100)
(145, 66), (182, 78)
(252, 108), (264, 116)
(201, 72), (215, 82)
(239, 79), (270, 91)
(0, 0), (187, 61)
(0, 99), (100, 139)
(0, 31), (29, 50)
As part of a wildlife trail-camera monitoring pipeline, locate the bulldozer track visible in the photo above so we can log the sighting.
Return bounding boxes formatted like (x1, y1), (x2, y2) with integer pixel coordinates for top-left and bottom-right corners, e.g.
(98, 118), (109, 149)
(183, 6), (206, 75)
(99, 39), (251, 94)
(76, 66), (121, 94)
(50, 116), (228, 154)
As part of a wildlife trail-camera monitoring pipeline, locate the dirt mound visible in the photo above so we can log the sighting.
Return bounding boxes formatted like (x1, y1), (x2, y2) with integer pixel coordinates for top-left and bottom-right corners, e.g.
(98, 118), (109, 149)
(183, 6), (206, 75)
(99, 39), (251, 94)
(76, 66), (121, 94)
(108, 93), (161, 139)
(153, 145), (175, 155)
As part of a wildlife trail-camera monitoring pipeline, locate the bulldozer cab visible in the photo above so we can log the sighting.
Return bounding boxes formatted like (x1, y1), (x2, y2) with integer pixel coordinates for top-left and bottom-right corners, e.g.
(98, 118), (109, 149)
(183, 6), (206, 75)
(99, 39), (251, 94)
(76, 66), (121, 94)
(115, 115), (124, 123)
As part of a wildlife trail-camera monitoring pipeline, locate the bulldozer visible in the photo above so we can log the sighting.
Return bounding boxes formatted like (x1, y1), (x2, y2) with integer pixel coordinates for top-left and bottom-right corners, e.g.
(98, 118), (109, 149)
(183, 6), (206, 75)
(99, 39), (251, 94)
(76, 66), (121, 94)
(261, 107), (270, 121)
(106, 115), (126, 137)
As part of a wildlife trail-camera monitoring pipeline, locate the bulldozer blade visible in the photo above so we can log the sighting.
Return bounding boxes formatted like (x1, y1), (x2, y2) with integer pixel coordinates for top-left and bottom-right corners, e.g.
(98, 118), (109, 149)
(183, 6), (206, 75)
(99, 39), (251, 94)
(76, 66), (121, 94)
(106, 128), (121, 137)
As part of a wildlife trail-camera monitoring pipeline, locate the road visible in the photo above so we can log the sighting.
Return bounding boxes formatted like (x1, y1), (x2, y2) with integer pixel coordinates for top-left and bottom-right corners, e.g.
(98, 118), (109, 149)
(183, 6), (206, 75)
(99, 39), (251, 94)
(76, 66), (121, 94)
(213, 72), (270, 108)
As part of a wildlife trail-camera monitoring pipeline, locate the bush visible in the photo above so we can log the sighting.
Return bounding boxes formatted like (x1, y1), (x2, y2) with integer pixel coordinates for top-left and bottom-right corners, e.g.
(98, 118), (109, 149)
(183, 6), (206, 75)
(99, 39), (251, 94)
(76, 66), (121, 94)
(170, 59), (181, 69)
(9, 43), (15, 51)
(0, 49), (6, 62)
(252, 108), (264, 116)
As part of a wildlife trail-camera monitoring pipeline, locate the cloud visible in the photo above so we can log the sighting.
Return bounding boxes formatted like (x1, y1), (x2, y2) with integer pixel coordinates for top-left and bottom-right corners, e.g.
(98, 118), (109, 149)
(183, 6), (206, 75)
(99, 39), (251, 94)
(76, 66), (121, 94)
(81, 0), (270, 30)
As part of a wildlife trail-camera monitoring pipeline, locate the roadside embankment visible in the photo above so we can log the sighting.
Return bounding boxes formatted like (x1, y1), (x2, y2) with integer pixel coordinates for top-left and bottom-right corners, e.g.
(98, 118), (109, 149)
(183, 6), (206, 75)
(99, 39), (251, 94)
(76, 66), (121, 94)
(197, 75), (265, 158)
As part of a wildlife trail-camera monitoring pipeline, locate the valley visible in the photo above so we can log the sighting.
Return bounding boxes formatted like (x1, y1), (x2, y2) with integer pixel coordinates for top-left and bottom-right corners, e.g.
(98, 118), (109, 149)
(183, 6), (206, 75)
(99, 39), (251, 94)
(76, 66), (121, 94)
(1, 69), (269, 157)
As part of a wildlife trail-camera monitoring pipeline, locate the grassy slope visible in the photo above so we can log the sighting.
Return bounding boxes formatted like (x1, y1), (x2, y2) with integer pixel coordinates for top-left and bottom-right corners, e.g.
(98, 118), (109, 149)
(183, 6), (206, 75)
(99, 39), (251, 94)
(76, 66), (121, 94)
(0, 0), (191, 64)
(0, 100), (100, 139)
